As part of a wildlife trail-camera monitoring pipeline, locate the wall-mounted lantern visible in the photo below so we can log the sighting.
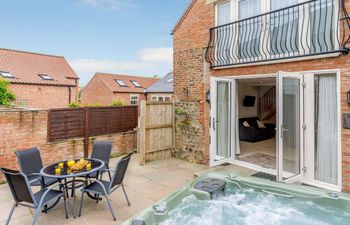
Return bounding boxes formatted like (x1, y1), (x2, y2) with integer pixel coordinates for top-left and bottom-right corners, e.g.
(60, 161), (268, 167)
(206, 90), (210, 104)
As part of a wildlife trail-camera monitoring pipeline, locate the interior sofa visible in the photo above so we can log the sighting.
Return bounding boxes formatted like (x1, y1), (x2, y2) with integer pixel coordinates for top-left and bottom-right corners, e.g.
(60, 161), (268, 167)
(239, 117), (275, 143)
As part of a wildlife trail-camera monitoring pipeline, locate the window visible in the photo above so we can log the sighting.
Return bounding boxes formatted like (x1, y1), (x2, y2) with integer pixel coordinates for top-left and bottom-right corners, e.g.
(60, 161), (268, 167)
(38, 74), (53, 80)
(314, 74), (338, 185)
(151, 96), (157, 102)
(130, 80), (142, 88)
(0, 71), (14, 78)
(115, 79), (127, 87)
(237, 0), (262, 59)
(130, 95), (139, 105)
(158, 97), (164, 102)
(165, 97), (171, 101)
(167, 78), (173, 83)
(217, 1), (231, 26)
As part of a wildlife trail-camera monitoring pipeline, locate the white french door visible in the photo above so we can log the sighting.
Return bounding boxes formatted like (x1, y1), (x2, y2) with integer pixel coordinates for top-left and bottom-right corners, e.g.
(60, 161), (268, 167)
(276, 71), (304, 182)
(210, 77), (236, 167)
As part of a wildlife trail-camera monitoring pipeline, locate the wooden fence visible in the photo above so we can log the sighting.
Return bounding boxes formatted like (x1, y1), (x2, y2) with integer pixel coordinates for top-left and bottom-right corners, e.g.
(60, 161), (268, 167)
(48, 106), (138, 156)
(138, 101), (174, 163)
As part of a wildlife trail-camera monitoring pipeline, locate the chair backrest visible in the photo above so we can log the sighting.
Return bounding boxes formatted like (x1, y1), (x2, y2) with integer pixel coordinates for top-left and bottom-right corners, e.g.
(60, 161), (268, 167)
(109, 153), (132, 190)
(15, 147), (44, 176)
(91, 141), (112, 165)
(0, 168), (35, 205)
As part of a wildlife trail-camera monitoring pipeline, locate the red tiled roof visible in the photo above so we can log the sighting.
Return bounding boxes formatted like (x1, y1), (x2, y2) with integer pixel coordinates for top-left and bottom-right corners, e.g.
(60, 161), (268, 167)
(95, 73), (159, 93)
(0, 48), (79, 86)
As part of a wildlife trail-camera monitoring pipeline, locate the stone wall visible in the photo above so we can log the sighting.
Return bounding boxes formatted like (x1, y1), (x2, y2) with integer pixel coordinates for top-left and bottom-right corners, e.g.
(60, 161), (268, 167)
(0, 108), (136, 182)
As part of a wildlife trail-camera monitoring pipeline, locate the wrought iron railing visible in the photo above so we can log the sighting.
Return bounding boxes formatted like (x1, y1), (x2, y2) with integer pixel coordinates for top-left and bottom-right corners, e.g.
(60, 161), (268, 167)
(205, 0), (350, 68)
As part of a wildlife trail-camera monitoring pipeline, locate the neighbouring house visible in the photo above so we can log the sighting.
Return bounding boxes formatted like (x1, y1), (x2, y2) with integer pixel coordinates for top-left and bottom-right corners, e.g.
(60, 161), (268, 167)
(145, 72), (173, 102)
(173, 0), (350, 192)
(81, 73), (158, 106)
(0, 48), (79, 109)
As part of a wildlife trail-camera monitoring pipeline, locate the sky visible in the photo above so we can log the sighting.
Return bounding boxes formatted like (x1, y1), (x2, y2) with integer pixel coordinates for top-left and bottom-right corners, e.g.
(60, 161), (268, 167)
(0, 0), (190, 86)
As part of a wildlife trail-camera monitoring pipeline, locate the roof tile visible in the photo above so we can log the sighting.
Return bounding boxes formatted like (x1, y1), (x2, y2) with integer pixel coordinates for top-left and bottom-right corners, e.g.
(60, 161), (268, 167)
(0, 48), (79, 86)
(95, 73), (159, 93)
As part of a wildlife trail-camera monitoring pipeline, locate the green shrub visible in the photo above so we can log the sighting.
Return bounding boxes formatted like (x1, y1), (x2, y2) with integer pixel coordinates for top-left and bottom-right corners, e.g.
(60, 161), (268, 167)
(0, 78), (15, 106)
(68, 102), (81, 108)
(175, 108), (187, 115)
(111, 100), (125, 106)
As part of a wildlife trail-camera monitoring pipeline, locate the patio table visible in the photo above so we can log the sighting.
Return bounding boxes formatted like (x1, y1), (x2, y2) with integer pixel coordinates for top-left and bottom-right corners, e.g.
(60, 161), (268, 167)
(40, 158), (104, 218)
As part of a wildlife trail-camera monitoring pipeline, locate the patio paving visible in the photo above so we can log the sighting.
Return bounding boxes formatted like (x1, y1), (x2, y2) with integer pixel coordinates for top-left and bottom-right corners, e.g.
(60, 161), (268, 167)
(0, 155), (255, 225)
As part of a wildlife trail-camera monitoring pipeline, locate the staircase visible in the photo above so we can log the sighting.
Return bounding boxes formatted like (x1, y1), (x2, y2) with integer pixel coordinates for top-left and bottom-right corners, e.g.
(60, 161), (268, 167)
(258, 86), (276, 121)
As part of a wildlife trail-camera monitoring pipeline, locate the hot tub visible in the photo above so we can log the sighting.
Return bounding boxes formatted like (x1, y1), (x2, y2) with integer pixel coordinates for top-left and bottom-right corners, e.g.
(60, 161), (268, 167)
(122, 172), (350, 225)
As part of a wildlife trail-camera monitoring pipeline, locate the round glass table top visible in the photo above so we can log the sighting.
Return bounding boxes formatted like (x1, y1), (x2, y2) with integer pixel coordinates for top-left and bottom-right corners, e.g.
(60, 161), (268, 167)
(41, 158), (104, 178)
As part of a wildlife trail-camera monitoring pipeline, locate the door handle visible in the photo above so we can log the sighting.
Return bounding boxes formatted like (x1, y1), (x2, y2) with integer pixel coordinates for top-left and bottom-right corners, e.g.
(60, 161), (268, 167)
(212, 117), (215, 131)
(282, 128), (289, 132)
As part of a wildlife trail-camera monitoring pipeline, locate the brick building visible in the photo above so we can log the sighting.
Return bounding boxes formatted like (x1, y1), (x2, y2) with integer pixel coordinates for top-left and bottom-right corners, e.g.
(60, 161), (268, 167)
(145, 72), (173, 102)
(173, 0), (350, 191)
(0, 48), (79, 109)
(81, 73), (158, 106)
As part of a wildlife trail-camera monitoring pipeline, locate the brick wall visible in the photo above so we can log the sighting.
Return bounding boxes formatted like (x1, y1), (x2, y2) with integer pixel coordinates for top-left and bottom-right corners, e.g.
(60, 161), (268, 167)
(81, 75), (145, 106)
(0, 108), (136, 182)
(173, 0), (350, 191)
(9, 83), (78, 109)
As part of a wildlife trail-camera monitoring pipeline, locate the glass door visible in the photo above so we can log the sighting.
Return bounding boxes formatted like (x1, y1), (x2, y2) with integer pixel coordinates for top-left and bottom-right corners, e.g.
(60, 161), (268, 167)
(210, 77), (236, 167)
(276, 71), (303, 182)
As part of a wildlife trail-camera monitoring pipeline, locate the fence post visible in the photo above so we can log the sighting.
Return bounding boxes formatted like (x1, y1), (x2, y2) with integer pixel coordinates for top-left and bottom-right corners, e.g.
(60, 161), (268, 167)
(83, 108), (90, 158)
(138, 101), (146, 164)
(121, 106), (124, 131)
(47, 109), (51, 142)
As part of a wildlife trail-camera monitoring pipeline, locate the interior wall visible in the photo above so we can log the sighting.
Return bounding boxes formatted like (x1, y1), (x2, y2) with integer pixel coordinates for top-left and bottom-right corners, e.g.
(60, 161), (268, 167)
(257, 86), (274, 98)
(237, 83), (258, 118)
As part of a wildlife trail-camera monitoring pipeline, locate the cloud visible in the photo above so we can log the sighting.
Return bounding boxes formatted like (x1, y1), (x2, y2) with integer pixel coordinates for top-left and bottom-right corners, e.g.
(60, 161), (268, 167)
(138, 47), (173, 63)
(70, 47), (173, 75)
(78, 0), (135, 11)
(69, 59), (154, 74)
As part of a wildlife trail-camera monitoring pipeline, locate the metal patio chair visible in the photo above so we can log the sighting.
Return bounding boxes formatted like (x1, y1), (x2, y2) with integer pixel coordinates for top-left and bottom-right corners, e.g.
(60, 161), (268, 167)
(89, 140), (113, 180)
(78, 153), (132, 221)
(15, 147), (59, 188)
(0, 168), (68, 225)
(84, 141), (113, 200)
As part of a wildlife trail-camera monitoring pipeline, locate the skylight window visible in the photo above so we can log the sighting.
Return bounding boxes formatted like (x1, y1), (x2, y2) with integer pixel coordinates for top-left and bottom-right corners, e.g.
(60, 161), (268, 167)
(39, 74), (53, 80)
(167, 78), (173, 83)
(115, 79), (127, 87)
(130, 80), (142, 88)
(0, 71), (14, 78)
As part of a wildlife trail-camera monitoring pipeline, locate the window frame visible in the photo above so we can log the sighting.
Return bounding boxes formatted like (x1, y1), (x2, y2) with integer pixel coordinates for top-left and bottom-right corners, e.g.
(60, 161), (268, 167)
(130, 94), (139, 105)
(0, 71), (15, 78)
(115, 79), (128, 87)
(38, 74), (54, 80)
(130, 80), (142, 88)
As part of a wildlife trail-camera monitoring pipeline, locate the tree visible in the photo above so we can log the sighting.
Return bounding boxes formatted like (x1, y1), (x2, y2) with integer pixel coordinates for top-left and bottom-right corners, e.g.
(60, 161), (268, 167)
(0, 78), (15, 106)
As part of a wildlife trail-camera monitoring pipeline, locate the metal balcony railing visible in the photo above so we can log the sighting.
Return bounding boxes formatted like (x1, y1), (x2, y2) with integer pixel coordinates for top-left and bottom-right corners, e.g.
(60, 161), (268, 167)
(205, 0), (350, 68)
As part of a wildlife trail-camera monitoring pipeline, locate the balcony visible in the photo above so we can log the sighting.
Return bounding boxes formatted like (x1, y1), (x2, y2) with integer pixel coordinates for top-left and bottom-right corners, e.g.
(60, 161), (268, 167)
(205, 0), (350, 69)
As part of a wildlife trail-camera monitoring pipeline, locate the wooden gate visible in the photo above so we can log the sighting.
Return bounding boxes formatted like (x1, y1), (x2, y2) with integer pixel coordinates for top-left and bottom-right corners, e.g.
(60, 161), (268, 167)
(138, 101), (174, 163)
